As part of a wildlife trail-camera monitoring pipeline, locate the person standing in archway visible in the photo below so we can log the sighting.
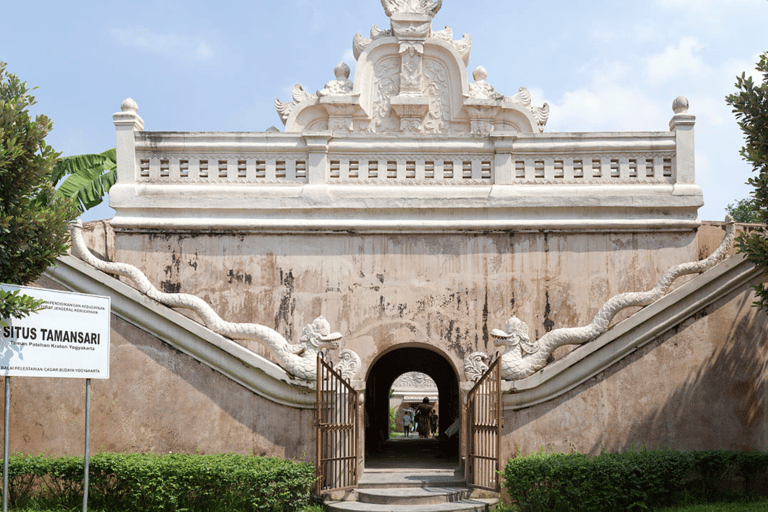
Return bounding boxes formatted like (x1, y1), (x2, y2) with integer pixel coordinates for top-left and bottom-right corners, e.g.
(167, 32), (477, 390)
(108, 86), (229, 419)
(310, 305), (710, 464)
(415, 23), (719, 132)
(415, 397), (433, 438)
(429, 409), (438, 438)
(403, 411), (412, 438)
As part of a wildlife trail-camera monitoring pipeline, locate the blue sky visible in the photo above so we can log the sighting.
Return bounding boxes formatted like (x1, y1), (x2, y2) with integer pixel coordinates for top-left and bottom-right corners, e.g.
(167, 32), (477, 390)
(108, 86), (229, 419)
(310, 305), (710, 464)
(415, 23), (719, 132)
(2, 0), (766, 222)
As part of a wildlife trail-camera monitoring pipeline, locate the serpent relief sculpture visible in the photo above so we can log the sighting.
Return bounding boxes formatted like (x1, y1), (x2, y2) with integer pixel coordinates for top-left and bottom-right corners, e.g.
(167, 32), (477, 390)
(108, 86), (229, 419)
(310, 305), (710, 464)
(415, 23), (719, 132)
(465, 217), (736, 381)
(69, 221), (360, 383)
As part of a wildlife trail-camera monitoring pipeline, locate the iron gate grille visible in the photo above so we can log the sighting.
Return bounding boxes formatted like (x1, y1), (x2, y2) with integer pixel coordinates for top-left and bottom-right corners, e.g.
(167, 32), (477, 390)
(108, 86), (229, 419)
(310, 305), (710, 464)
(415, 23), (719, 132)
(466, 355), (502, 492)
(316, 353), (358, 494)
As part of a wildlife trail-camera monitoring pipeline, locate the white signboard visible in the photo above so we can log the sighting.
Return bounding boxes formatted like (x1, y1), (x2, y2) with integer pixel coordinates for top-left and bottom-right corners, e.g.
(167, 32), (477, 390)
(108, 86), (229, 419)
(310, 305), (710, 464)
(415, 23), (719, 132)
(0, 284), (110, 379)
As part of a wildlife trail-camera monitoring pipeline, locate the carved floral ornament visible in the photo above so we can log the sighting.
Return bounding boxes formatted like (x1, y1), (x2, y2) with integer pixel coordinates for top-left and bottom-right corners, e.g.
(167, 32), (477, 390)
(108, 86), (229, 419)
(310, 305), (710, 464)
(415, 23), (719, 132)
(274, 0), (548, 135)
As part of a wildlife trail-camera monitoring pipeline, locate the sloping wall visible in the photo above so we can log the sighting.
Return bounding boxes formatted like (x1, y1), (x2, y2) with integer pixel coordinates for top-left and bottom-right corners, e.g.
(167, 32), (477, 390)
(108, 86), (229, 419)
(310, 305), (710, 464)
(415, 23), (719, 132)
(1, 270), (315, 459)
(502, 262), (768, 456)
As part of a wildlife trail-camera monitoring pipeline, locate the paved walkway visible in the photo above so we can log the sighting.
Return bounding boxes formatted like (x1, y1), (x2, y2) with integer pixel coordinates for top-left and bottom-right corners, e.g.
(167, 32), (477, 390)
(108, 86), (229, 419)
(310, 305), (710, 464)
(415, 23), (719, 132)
(365, 437), (460, 471)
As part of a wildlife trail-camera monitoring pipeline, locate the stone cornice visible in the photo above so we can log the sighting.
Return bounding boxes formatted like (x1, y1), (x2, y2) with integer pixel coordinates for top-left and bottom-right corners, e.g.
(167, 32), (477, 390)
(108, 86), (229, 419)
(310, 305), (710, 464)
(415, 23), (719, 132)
(44, 255), (316, 409)
(500, 254), (764, 410)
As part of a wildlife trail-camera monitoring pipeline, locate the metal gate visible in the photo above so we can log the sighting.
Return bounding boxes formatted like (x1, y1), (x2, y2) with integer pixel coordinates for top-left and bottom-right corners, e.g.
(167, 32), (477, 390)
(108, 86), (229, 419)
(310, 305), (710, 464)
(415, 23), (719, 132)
(316, 353), (358, 494)
(466, 355), (502, 492)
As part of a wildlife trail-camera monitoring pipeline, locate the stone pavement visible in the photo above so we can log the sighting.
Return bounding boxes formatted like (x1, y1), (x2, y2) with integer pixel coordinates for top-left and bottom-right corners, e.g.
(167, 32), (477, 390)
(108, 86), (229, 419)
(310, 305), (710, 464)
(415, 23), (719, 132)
(324, 438), (498, 511)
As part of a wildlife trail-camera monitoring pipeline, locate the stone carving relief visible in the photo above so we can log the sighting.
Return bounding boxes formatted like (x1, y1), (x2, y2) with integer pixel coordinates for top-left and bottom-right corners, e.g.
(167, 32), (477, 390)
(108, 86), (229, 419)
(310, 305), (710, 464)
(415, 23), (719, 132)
(70, 220), (360, 384)
(431, 26), (471, 66)
(353, 25), (393, 61)
(400, 45), (423, 94)
(274, 85), (317, 124)
(422, 58), (451, 133)
(393, 372), (438, 389)
(275, 0), (547, 134)
(366, 56), (401, 133)
(464, 217), (736, 381)
(381, 0), (443, 17)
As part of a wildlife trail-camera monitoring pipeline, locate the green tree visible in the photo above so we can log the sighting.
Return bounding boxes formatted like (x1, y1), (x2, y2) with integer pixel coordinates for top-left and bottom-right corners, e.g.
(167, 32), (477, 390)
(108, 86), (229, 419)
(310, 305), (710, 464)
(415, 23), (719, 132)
(725, 197), (762, 224)
(726, 51), (768, 313)
(0, 62), (78, 324)
(52, 147), (116, 213)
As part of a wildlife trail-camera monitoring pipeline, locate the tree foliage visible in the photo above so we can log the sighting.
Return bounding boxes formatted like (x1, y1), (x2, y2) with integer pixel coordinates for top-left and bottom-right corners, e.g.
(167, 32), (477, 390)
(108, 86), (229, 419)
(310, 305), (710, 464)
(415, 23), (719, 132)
(0, 62), (78, 323)
(726, 52), (768, 313)
(52, 147), (116, 213)
(725, 197), (762, 224)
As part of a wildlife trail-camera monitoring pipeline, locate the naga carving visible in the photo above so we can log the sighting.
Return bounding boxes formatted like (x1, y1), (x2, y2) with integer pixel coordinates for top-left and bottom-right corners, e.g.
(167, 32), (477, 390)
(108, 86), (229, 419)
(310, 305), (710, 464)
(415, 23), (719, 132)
(69, 221), (360, 383)
(465, 217), (736, 381)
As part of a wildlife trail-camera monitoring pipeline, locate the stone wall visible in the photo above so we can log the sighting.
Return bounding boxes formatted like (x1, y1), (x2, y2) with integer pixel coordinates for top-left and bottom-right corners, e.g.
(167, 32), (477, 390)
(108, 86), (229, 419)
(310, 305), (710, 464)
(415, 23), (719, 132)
(109, 228), (699, 378)
(27, 220), (764, 460)
(3, 275), (315, 459)
(502, 276), (768, 457)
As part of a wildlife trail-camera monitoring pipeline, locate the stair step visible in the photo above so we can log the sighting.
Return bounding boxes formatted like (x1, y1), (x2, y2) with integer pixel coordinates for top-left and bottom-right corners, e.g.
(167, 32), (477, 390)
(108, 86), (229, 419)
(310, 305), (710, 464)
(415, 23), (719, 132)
(357, 486), (470, 505)
(326, 497), (498, 512)
(357, 468), (465, 489)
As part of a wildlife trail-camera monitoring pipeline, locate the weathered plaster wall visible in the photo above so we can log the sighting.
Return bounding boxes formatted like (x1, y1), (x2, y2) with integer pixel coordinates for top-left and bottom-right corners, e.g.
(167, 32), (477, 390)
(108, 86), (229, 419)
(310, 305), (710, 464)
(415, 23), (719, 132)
(501, 278), (768, 457)
(109, 229), (699, 376)
(2, 275), (315, 459)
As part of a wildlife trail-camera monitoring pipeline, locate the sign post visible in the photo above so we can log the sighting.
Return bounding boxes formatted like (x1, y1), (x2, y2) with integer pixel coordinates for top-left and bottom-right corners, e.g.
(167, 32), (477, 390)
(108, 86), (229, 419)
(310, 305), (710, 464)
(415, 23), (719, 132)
(0, 284), (110, 512)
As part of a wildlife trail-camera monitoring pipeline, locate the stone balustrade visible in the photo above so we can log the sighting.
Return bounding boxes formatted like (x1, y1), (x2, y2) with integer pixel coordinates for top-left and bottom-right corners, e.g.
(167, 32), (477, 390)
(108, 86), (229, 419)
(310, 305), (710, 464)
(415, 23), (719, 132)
(109, 98), (702, 232)
(128, 130), (678, 187)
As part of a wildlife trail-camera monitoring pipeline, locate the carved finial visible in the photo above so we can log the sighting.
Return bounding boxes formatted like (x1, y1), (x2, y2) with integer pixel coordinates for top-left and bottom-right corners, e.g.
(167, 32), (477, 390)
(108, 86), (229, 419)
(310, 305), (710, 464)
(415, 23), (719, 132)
(121, 98), (138, 114)
(468, 66), (502, 100)
(334, 61), (350, 80)
(317, 62), (354, 97)
(472, 66), (488, 82)
(672, 96), (689, 114)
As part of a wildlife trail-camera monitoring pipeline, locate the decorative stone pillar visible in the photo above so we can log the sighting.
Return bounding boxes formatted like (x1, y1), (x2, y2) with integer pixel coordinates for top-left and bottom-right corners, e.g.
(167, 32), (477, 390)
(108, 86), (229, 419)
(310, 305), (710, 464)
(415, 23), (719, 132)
(388, 11), (434, 132)
(112, 98), (144, 186)
(669, 96), (696, 185)
(320, 96), (364, 133)
(390, 96), (431, 133)
(304, 133), (331, 185)
(465, 98), (501, 134)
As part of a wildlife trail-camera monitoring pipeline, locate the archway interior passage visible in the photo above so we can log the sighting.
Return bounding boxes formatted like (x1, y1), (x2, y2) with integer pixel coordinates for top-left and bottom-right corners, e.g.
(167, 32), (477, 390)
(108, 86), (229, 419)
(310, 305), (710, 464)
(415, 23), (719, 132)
(391, 371), (438, 438)
(365, 347), (460, 467)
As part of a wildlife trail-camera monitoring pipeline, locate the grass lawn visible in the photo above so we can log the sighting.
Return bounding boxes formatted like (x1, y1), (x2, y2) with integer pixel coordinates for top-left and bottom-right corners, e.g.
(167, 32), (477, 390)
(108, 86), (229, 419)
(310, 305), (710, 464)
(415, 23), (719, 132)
(496, 498), (768, 512)
(656, 499), (768, 511)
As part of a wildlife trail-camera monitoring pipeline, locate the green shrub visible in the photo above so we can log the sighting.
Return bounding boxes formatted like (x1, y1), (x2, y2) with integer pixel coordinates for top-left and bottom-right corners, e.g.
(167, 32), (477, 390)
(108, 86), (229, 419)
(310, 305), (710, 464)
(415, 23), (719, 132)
(503, 448), (768, 512)
(1, 452), (315, 511)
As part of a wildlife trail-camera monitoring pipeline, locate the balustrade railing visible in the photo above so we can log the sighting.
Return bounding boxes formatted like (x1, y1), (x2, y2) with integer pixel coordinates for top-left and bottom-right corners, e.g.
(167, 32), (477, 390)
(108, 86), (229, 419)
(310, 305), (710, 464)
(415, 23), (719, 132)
(128, 131), (680, 187)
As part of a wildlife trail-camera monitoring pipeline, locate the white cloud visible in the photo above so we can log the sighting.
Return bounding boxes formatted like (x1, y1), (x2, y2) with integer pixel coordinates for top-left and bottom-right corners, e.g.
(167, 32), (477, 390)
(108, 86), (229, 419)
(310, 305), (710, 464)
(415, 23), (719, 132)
(550, 85), (666, 132)
(643, 37), (707, 86)
(657, 0), (760, 7)
(722, 55), (764, 87)
(545, 60), (667, 132)
(652, 0), (766, 27)
(110, 27), (214, 62)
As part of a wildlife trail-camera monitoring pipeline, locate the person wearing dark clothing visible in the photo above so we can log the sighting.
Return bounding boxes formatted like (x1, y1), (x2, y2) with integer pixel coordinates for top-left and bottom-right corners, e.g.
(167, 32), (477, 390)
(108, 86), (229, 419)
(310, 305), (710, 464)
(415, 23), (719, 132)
(414, 397), (433, 438)
(429, 409), (438, 437)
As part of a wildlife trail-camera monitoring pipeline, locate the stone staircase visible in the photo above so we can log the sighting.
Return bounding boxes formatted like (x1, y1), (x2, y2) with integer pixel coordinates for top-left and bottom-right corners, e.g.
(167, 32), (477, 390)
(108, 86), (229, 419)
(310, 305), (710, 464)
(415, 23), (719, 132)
(324, 468), (499, 512)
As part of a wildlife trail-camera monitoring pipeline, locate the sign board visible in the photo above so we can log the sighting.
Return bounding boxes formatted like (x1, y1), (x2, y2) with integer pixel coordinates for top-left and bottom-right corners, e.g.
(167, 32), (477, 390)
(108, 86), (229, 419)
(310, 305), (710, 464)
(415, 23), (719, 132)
(0, 284), (110, 379)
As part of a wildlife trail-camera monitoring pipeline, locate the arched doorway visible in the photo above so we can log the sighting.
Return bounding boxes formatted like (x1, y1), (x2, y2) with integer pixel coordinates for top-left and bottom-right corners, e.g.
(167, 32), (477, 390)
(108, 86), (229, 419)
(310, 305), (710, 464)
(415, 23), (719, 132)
(364, 346), (460, 468)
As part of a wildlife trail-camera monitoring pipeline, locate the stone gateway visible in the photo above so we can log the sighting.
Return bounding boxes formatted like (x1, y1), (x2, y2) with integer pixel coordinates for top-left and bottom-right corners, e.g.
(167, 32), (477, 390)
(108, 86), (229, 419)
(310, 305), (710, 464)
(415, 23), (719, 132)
(10, 0), (767, 498)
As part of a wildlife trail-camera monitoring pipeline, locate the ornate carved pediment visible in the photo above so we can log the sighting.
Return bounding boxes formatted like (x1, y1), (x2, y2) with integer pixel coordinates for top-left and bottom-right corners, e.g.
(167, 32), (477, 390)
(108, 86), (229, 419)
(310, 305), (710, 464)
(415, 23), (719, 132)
(275, 0), (548, 135)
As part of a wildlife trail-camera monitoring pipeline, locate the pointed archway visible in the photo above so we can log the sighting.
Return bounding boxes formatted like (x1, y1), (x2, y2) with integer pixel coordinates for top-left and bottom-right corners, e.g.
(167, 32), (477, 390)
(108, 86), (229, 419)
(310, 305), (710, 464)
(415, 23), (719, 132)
(364, 346), (460, 468)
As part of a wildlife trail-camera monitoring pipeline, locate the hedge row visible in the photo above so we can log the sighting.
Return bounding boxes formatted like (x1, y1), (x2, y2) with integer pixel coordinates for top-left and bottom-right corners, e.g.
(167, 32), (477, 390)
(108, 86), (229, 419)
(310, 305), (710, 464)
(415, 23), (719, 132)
(1, 452), (315, 511)
(503, 448), (768, 512)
